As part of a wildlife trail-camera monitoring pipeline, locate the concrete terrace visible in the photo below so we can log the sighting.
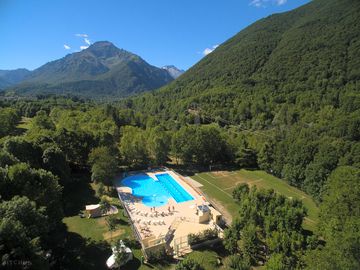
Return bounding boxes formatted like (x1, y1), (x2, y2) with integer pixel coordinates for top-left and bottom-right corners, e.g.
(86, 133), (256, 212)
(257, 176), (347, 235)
(116, 169), (223, 257)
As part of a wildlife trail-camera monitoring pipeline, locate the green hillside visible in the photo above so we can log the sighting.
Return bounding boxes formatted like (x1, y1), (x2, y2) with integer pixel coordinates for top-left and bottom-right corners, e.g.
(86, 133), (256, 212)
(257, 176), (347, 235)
(130, 0), (360, 121)
(125, 0), (360, 202)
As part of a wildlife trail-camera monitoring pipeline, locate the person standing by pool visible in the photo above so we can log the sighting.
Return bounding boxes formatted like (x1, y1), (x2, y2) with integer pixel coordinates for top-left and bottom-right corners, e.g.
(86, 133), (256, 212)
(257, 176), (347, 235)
(172, 206), (175, 212)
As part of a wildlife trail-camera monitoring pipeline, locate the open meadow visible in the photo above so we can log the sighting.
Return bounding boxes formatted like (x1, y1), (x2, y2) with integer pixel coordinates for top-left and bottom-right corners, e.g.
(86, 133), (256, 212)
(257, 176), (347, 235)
(191, 169), (319, 231)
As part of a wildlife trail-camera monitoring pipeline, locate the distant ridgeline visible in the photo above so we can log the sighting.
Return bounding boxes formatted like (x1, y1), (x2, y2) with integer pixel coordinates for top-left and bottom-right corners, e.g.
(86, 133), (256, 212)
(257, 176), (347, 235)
(4, 41), (175, 98)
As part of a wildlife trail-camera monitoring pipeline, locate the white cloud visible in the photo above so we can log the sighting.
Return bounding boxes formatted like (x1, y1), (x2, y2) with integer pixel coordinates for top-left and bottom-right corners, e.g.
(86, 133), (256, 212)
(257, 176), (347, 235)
(276, 0), (287, 5)
(203, 44), (219, 56)
(84, 38), (91, 45)
(75, 33), (88, 38)
(250, 0), (287, 8)
(64, 44), (71, 50)
(80, 45), (89, 50)
(250, 0), (264, 7)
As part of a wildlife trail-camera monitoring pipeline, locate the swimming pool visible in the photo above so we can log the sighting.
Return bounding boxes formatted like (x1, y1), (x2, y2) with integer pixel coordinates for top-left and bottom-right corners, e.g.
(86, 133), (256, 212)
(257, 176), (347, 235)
(119, 173), (194, 207)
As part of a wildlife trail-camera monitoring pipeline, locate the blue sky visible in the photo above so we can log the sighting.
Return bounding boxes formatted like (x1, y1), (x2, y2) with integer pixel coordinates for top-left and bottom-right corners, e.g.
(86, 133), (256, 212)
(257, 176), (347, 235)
(0, 0), (310, 71)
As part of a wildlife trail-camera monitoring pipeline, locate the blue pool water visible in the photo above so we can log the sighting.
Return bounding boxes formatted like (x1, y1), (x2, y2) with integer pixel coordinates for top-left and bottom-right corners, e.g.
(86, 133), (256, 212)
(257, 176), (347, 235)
(119, 173), (194, 207)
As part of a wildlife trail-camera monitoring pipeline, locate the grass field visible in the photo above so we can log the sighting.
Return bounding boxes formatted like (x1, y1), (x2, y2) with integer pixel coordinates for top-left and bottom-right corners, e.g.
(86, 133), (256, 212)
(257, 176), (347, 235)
(191, 169), (319, 231)
(63, 211), (131, 242)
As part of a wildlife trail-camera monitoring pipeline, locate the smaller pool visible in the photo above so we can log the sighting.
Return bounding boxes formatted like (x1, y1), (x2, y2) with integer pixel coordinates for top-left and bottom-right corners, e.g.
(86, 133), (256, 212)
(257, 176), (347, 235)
(118, 172), (194, 207)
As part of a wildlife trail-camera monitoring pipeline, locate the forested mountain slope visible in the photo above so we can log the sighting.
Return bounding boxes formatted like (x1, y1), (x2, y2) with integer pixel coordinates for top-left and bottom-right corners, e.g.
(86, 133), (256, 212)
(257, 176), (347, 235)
(7, 41), (174, 98)
(0, 68), (30, 89)
(126, 0), (360, 201)
(131, 0), (359, 121)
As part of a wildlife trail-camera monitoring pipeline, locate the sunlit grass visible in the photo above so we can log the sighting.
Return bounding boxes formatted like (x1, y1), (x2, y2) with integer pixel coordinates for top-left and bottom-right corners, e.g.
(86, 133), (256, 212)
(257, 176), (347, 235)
(192, 169), (319, 231)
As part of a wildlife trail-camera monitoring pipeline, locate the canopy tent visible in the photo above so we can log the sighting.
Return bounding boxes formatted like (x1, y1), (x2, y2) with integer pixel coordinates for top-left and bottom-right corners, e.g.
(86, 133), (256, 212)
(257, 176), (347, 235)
(85, 204), (102, 218)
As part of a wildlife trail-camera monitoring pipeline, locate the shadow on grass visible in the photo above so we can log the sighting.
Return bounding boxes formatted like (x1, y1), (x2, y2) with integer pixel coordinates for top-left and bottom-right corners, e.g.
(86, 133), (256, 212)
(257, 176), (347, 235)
(117, 218), (129, 226)
(50, 225), (112, 270)
(121, 257), (143, 270)
(62, 174), (99, 217)
(167, 163), (241, 177)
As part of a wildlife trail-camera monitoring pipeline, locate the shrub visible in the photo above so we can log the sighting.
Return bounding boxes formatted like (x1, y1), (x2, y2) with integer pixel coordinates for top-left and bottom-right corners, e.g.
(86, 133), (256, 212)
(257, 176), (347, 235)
(188, 229), (218, 246)
(146, 246), (170, 263)
(175, 258), (203, 270)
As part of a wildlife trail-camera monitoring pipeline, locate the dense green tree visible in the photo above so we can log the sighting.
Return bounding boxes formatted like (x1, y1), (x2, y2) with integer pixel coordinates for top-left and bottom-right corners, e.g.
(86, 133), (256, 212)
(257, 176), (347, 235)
(257, 141), (275, 173)
(225, 184), (306, 268)
(54, 128), (96, 167)
(0, 149), (17, 167)
(0, 196), (49, 269)
(30, 110), (56, 130)
(305, 166), (360, 269)
(88, 146), (119, 186)
(235, 146), (257, 168)
(171, 125), (229, 166)
(282, 139), (316, 187)
(120, 126), (149, 168)
(0, 107), (20, 138)
(3, 137), (42, 168)
(147, 127), (170, 165)
(238, 223), (261, 265)
(4, 163), (63, 225)
(223, 254), (251, 270)
(42, 145), (71, 186)
(264, 253), (288, 270)
(175, 258), (203, 270)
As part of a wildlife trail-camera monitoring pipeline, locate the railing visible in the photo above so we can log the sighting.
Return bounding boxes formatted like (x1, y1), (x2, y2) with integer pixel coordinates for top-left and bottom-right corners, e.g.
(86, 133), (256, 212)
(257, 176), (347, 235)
(173, 236), (190, 256)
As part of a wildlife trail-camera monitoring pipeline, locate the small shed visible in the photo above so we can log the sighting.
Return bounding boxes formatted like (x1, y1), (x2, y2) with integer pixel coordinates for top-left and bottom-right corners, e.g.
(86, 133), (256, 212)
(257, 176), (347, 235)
(197, 205), (210, 223)
(86, 204), (102, 218)
(209, 206), (222, 225)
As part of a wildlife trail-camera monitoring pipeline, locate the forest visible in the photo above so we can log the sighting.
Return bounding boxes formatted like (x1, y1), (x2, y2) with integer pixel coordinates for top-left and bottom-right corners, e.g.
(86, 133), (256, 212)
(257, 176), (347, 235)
(0, 94), (359, 269)
(0, 0), (359, 269)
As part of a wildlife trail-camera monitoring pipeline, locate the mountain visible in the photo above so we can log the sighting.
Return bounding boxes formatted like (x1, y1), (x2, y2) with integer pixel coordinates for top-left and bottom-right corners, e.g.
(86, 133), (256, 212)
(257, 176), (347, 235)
(0, 68), (30, 90)
(8, 41), (174, 98)
(129, 0), (360, 120)
(162, 65), (184, 79)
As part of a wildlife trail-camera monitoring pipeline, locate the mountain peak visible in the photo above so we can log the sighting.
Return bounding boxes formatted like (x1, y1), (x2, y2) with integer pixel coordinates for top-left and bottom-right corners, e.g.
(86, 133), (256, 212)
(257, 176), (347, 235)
(162, 65), (185, 79)
(89, 41), (116, 48)
(9, 40), (174, 98)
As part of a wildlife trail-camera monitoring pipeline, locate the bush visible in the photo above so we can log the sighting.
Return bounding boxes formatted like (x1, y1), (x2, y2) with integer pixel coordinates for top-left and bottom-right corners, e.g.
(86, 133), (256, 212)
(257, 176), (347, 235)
(175, 258), (203, 270)
(188, 233), (201, 246)
(146, 246), (170, 263)
(188, 229), (218, 246)
(223, 255), (251, 270)
(122, 238), (141, 249)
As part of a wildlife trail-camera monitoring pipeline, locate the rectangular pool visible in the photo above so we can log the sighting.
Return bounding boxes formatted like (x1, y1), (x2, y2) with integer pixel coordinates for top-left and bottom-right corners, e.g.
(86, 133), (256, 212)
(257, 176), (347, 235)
(155, 173), (194, 203)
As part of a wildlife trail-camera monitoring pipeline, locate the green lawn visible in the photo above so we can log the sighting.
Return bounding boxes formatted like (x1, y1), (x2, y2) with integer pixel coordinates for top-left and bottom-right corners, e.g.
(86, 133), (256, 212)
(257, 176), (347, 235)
(63, 211), (133, 242)
(62, 181), (174, 270)
(191, 169), (319, 231)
